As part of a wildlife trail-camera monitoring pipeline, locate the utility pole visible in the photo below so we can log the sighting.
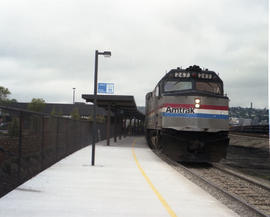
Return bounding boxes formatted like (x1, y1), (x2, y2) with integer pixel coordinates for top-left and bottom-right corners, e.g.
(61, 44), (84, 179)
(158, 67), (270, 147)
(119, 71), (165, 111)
(73, 88), (76, 104)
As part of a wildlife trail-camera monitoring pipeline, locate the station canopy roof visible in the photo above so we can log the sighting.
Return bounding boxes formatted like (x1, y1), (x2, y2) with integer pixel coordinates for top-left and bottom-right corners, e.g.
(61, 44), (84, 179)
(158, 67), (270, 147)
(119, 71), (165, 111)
(82, 94), (144, 120)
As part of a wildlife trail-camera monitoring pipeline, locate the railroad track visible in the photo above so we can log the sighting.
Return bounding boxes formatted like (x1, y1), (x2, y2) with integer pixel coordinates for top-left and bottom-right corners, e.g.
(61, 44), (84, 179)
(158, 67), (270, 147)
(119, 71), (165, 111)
(155, 151), (270, 217)
(229, 131), (269, 139)
(230, 125), (269, 137)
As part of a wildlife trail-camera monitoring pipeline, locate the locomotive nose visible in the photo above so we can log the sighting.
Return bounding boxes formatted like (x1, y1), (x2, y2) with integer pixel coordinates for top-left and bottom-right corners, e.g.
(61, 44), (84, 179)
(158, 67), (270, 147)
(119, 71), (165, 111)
(188, 140), (205, 153)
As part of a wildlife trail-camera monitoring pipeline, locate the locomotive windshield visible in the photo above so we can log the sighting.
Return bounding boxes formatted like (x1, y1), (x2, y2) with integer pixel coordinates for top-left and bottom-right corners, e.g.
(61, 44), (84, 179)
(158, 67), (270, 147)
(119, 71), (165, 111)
(163, 79), (223, 95)
(196, 81), (222, 94)
(164, 81), (192, 92)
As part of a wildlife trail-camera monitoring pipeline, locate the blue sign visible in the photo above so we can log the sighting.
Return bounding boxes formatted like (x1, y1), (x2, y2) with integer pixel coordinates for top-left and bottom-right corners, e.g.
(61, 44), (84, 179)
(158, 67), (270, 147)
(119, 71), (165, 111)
(98, 83), (114, 94)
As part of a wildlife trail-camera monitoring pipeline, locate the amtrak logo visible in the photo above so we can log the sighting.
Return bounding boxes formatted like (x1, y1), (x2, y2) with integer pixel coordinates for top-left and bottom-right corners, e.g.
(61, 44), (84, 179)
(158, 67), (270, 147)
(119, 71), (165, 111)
(165, 106), (194, 114)
(162, 104), (229, 119)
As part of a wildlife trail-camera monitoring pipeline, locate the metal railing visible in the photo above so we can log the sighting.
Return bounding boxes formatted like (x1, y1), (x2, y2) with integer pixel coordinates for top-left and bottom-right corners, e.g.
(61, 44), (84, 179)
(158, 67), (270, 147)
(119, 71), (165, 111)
(0, 106), (106, 198)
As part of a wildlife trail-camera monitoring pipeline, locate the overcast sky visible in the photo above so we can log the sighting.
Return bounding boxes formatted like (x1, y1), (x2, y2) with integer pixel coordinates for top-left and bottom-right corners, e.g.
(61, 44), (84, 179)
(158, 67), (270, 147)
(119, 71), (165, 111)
(0, 0), (268, 108)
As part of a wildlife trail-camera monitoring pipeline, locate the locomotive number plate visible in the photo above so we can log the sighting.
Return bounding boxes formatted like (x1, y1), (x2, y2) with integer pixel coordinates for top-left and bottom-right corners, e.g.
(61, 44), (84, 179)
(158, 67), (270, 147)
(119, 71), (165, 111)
(174, 72), (191, 78)
(198, 73), (213, 79)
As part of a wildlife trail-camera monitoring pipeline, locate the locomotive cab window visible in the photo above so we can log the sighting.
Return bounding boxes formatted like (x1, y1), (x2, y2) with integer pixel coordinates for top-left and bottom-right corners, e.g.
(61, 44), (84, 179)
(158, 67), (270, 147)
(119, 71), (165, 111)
(195, 81), (223, 95)
(164, 81), (192, 92)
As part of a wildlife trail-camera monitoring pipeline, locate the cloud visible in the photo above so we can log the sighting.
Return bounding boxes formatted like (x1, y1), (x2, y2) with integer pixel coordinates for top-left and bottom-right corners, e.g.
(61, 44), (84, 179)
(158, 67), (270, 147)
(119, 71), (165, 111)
(0, 0), (268, 108)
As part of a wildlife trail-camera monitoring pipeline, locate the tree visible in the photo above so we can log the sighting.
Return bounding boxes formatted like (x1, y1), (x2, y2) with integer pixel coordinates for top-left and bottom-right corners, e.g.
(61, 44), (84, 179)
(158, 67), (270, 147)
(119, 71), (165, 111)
(0, 86), (10, 101)
(9, 98), (17, 103)
(57, 109), (63, 116)
(70, 107), (80, 120)
(50, 107), (57, 116)
(28, 98), (46, 112)
(0, 86), (16, 105)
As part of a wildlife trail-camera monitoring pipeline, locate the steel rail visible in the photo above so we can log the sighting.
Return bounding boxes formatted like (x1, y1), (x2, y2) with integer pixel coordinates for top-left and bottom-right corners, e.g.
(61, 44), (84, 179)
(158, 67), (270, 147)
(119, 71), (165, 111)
(229, 131), (269, 139)
(212, 163), (270, 192)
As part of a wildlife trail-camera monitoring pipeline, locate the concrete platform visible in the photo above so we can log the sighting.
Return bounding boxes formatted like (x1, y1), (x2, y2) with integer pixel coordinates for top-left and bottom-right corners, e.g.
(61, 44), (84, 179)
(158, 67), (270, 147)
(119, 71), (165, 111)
(0, 136), (239, 217)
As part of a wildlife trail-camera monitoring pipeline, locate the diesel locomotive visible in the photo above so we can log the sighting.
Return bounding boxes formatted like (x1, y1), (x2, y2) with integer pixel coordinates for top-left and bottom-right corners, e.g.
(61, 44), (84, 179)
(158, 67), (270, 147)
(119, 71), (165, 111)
(145, 65), (229, 162)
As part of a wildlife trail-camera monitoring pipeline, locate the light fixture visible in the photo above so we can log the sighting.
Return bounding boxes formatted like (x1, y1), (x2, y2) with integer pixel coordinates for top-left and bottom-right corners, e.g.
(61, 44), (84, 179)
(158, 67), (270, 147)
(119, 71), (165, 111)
(101, 51), (111, 57)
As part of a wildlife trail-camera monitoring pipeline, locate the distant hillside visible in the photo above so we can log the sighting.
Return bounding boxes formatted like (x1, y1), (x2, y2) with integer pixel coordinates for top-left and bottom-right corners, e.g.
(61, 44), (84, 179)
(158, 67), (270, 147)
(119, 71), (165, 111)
(229, 107), (268, 125)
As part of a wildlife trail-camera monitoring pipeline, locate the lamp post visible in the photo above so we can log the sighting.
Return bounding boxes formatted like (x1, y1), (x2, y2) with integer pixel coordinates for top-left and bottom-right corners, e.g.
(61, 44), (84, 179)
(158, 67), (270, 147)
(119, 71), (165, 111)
(92, 50), (111, 166)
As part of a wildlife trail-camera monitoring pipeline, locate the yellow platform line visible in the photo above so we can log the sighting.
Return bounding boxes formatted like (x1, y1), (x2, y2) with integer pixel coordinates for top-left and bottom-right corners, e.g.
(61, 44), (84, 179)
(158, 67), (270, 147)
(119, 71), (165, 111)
(132, 140), (178, 217)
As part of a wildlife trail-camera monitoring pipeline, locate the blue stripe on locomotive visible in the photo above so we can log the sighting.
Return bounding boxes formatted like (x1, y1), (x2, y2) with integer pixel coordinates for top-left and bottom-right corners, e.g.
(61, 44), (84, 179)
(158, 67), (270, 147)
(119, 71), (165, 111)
(162, 112), (229, 120)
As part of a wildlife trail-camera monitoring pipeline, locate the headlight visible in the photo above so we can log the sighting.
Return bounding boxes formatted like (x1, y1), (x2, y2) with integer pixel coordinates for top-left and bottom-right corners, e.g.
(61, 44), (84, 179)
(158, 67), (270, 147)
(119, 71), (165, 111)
(194, 98), (200, 108)
(195, 98), (200, 104)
